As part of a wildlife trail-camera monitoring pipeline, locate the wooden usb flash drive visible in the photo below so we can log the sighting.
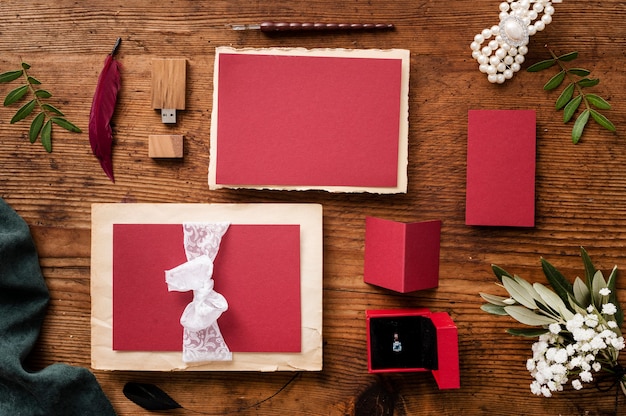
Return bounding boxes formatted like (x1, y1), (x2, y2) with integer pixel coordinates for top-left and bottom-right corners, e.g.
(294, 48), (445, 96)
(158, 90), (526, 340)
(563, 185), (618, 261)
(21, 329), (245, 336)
(151, 58), (186, 123)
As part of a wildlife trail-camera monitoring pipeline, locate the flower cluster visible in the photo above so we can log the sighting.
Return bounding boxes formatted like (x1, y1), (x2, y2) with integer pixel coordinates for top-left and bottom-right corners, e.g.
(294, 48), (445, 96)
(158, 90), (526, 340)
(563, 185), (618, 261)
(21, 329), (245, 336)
(526, 300), (625, 397)
(480, 248), (624, 398)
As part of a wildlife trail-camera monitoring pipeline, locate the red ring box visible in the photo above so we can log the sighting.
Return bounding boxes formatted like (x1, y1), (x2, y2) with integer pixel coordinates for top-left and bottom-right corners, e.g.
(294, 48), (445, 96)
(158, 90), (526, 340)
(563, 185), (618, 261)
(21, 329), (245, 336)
(366, 308), (460, 389)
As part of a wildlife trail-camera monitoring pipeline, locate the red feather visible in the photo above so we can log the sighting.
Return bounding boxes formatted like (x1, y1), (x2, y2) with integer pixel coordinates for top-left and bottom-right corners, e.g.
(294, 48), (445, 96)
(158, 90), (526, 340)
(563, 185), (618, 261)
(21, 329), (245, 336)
(89, 38), (122, 182)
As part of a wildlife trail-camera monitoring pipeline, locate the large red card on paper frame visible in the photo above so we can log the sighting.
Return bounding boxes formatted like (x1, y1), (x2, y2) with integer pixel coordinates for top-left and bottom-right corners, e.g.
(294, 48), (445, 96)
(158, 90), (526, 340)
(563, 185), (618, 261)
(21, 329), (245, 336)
(112, 224), (301, 353)
(466, 109), (536, 227)
(211, 48), (408, 191)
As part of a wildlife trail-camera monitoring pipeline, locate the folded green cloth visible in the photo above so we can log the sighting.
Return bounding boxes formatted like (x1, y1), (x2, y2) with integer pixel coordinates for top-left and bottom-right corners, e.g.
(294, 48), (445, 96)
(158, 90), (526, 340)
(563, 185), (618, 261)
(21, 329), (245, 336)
(0, 198), (116, 415)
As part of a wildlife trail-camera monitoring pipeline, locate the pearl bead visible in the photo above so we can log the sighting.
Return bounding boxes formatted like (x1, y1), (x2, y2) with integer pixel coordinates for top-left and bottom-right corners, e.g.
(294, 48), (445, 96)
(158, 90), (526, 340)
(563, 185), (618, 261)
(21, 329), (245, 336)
(474, 34), (485, 43)
(472, 51), (482, 60)
(478, 55), (489, 65)
(535, 21), (545, 31)
(499, 2), (510, 11)
(482, 28), (492, 38)
(533, 2), (544, 12)
(515, 54), (525, 64)
(486, 65), (497, 74)
(528, 25), (537, 36)
(528, 10), (538, 20)
(496, 48), (507, 59)
(508, 47), (518, 56)
(504, 69), (514, 79)
(511, 62), (521, 72)
(504, 55), (514, 65)
(488, 73), (498, 83)
(479, 64), (489, 73)
(496, 74), (505, 84)
(490, 55), (500, 66)
(489, 40), (499, 50)
(545, 5), (555, 15)
(499, 11), (508, 20)
(518, 45), (528, 55)
(471, 41), (481, 51)
(542, 14), (552, 25)
(497, 62), (507, 72)
(491, 25), (500, 34)
(482, 46), (492, 55)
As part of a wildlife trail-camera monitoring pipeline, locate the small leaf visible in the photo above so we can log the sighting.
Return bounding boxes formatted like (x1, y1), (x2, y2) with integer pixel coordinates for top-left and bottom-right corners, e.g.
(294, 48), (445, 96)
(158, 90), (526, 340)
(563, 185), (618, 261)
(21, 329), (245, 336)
(504, 305), (557, 326)
(573, 277), (591, 307)
(557, 51), (579, 62)
(572, 109), (590, 144)
(10, 99), (36, 123)
(481, 303), (509, 315)
(4, 85), (28, 106)
(544, 70), (566, 90)
(590, 109), (616, 132)
(502, 276), (537, 309)
(555, 83), (575, 110)
(21, 62), (31, 70)
(27, 76), (41, 85)
(541, 257), (574, 303)
(52, 116), (81, 133)
(29, 112), (45, 143)
(41, 103), (64, 116)
(567, 68), (591, 77)
(578, 78), (600, 88)
(123, 382), (182, 411)
(491, 264), (513, 283)
(34, 89), (52, 99)
(580, 248), (596, 286)
(0, 70), (23, 83)
(563, 95), (583, 123)
(606, 265), (623, 327)
(586, 94), (611, 110)
(527, 59), (556, 72)
(507, 327), (549, 337)
(534, 282), (574, 320)
(40, 119), (52, 152)
(480, 292), (513, 307)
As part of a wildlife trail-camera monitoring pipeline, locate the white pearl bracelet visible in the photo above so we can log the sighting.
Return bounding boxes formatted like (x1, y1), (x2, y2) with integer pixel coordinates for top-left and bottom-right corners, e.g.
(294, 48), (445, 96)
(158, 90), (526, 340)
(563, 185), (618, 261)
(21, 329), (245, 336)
(470, 0), (562, 84)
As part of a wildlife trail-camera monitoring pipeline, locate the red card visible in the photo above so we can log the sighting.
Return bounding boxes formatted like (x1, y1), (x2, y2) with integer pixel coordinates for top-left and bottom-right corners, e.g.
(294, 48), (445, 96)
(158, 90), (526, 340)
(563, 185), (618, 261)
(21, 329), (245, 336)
(466, 110), (536, 227)
(112, 224), (301, 352)
(213, 51), (403, 188)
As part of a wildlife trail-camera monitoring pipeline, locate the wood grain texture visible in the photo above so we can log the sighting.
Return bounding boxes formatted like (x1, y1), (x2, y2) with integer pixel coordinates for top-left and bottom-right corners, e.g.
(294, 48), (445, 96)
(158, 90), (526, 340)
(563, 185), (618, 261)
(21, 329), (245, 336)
(2, 0), (626, 414)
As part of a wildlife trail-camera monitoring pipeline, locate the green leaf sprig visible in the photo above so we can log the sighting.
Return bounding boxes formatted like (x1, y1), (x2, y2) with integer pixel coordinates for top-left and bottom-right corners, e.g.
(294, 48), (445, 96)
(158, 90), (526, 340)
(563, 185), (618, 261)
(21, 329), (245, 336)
(0, 62), (81, 152)
(527, 49), (616, 144)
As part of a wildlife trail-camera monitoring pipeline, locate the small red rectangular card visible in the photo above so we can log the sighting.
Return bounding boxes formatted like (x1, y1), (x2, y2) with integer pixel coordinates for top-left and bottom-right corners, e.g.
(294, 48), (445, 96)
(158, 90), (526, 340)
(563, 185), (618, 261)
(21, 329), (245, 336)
(466, 109), (536, 227)
(112, 224), (301, 353)
(209, 47), (410, 193)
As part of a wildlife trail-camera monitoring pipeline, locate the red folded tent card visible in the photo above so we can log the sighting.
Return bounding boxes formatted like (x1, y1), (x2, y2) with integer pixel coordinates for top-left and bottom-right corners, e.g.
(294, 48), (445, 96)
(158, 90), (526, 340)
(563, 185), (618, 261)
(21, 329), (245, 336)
(208, 47), (410, 193)
(465, 109), (536, 227)
(91, 203), (323, 371)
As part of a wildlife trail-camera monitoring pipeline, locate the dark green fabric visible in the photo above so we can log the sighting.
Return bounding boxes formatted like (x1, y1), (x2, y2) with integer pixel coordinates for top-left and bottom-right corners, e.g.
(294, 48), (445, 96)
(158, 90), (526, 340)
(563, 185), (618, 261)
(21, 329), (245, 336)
(0, 198), (116, 415)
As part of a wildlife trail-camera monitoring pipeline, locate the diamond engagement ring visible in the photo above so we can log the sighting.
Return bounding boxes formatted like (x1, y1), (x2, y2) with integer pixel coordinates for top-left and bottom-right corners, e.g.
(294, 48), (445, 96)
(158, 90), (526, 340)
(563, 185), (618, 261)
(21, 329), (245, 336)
(470, 0), (562, 84)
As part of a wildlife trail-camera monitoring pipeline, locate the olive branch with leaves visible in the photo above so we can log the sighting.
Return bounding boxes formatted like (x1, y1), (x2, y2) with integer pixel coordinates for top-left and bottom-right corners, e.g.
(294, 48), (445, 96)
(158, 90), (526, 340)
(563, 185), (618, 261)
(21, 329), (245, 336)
(527, 49), (616, 144)
(0, 62), (81, 152)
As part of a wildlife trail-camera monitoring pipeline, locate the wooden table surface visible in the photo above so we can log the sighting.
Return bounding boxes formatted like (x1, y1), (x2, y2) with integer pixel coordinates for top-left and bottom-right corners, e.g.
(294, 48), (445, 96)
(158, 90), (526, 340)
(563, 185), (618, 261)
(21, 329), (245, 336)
(2, 0), (626, 414)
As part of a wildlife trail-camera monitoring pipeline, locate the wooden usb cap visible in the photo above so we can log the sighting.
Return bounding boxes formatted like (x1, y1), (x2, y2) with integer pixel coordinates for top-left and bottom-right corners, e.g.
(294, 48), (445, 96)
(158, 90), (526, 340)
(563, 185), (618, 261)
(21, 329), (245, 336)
(151, 58), (186, 123)
(149, 135), (184, 158)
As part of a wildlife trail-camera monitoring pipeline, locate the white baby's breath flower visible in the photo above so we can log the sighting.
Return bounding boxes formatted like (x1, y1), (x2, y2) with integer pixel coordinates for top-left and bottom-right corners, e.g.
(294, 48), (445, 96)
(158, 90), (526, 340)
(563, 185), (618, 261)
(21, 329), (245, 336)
(602, 303), (617, 315)
(554, 349), (568, 364)
(608, 320), (618, 328)
(611, 337), (625, 350)
(548, 323), (561, 334)
(599, 287), (611, 296)
(587, 305), (595, 313)
(579, 370), (593, 383)
(571, 379), (583, 390)
(592, 362), (602, 372)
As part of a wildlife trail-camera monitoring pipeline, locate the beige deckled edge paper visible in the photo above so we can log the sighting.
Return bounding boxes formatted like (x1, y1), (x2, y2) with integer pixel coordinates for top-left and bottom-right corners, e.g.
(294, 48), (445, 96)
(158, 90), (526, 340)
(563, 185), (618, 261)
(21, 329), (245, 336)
(90, 203), (323, 371)
(208, 46), (410, 194)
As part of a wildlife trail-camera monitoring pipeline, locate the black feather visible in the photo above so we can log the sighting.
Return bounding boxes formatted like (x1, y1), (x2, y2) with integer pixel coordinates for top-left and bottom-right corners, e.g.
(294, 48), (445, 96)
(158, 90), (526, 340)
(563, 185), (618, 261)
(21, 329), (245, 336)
(123, 382), (183, 411)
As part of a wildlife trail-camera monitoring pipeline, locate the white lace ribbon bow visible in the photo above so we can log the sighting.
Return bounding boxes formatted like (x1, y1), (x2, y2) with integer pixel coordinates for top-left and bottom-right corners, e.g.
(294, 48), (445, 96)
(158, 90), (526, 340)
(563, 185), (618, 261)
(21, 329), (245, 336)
(165, 222), (232, 363)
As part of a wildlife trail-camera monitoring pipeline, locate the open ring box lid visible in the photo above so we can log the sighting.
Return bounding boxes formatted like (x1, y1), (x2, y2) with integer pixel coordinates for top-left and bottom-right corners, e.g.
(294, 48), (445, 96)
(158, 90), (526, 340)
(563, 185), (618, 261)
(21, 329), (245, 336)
(366, 308), (459, 389)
